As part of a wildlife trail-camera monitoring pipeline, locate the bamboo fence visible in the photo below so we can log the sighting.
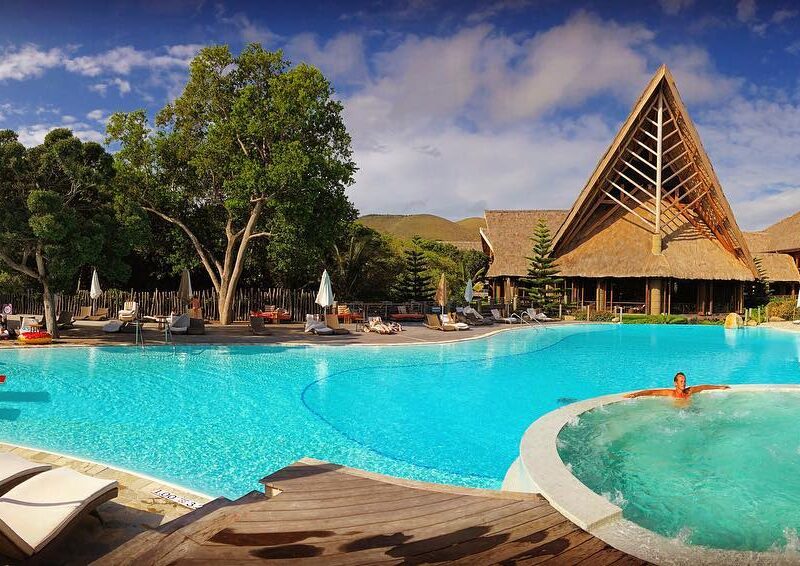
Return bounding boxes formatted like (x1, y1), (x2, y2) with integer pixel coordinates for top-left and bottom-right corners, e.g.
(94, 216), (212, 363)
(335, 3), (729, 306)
(0, 288), (322, 322)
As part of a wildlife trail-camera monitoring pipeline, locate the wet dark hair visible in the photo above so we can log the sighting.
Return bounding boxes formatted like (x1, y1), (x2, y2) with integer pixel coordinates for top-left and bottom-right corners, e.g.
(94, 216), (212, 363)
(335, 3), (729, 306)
(674, 372), (686, 383)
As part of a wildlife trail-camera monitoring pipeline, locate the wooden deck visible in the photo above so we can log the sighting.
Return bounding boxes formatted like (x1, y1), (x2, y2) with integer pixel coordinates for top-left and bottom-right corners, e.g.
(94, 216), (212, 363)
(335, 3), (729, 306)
(94, 459), (647, 565)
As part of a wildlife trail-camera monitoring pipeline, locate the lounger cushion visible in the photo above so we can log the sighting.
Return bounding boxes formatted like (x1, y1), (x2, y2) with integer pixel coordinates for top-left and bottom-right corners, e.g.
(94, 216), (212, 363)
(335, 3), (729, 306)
(0, 453), (50, 492)
(0, 467), (117, 555)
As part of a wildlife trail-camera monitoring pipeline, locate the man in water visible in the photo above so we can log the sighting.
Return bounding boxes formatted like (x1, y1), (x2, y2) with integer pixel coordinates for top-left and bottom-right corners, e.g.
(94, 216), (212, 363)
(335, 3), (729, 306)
(625, 372), (730, 399)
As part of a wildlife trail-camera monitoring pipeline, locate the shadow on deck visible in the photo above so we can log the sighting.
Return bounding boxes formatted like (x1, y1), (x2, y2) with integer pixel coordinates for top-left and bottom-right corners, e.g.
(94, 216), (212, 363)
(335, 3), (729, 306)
(93, 458), (648, 565)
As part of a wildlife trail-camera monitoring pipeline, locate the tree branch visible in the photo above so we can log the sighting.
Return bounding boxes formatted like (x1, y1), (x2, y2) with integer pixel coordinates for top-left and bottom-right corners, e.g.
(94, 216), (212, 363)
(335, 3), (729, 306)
(247, 232), (271, 241)
(0, 250), (39, 280)
(143, 206), (222, 291)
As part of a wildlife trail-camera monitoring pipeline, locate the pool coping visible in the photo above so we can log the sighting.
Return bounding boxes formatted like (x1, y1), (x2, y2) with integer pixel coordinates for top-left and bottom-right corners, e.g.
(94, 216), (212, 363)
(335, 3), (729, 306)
(504, 384), (800, 565)
(0, 439), (215, 500)
(0, 320), (564, 351)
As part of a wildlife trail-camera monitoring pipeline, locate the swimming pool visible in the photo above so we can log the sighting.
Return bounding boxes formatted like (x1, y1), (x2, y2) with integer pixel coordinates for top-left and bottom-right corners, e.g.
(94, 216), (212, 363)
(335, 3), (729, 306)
(558, 391), (800, 552)
(0, 324), (798, 498)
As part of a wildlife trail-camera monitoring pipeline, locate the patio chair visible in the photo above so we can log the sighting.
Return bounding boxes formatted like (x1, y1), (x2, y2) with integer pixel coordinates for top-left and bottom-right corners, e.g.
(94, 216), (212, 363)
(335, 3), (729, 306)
(423, 314), (456, 332)
(491, 309), (519, 324)
(522, 307), (556, 322)
(74, 306), (92, 321)
(325, 314), (350, 335)
(250, 316), (271, 336)
(56, 311), (74, 330)
(442, 313), (470, 330)
(86, 307), (109, 321)
(0, 466), (118, 561)
(304, 314), (333, 335)
(0, 452), (51, 495)
(118, 302), (138, 323)
(169, 314), (190, 335)
(463, 306), (491, 325)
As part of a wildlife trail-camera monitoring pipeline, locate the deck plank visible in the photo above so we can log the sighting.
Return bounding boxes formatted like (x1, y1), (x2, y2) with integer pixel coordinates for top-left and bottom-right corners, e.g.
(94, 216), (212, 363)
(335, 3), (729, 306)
(95, 459), (649, 565)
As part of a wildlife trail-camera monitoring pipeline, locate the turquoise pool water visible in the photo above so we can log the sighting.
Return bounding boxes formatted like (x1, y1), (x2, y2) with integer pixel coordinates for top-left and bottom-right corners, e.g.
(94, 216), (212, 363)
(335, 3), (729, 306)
(558, 391), (800, 552)
(0, 324), (798, 499)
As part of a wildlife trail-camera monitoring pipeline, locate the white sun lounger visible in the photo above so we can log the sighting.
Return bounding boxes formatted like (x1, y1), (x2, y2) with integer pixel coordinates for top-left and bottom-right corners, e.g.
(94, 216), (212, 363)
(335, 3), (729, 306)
(0, 466), (118, 560)
(491, 309), (518, 324)
(0, 452), (51, 495)
(169, 313), (190, 335)
(304, 314), (333, 335)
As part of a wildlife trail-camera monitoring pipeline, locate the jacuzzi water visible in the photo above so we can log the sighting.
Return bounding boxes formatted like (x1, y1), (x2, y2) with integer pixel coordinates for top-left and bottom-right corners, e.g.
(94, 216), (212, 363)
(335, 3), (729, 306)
(558, 391), (800, 552)
(0, 324), (798, 501)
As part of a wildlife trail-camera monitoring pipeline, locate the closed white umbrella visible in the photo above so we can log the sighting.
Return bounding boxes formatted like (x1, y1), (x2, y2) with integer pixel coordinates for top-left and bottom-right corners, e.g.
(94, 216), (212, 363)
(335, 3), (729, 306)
(178, 269), (193, 306)
(464, 279), (474, 304)
(316, 269), (334, 313)
(90, 269), (103, 300)
(796, 292), (800, 309)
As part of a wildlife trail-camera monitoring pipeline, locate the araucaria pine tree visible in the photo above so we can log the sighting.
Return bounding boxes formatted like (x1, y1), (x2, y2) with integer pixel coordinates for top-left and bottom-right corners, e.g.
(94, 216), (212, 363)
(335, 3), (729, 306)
(398, 238), (434, 301)
(522, 218), (563, 312)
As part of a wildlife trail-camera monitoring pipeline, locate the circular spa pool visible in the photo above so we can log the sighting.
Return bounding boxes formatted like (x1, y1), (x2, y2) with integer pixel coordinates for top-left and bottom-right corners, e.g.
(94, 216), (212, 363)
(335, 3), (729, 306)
(558, 391), (800, 553)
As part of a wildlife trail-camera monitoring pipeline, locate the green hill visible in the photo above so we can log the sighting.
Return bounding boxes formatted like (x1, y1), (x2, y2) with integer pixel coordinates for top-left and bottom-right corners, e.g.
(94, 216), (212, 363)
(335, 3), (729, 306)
(358, 214), (485, 242)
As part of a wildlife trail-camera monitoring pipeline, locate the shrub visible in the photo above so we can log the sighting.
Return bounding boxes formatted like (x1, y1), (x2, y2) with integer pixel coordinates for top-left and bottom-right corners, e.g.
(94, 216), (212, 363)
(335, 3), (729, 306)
(767, 296), (798, 320)
(622, 314), (688, 324)
(573, 309), (616, 322)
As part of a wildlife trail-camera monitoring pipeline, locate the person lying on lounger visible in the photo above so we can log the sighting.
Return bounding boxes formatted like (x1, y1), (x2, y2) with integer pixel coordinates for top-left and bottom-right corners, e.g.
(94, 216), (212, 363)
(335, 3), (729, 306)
(625, 372), (729, 399)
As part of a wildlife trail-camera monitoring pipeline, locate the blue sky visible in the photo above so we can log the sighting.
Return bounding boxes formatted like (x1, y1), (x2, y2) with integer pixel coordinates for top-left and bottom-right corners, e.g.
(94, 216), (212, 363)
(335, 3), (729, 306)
(1, 0), (799, 230)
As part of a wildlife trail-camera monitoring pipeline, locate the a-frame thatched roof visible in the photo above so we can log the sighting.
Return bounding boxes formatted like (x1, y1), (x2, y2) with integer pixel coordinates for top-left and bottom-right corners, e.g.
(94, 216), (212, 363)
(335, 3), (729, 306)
(744, 226), (800, 284)
(550, 65), (755, 281)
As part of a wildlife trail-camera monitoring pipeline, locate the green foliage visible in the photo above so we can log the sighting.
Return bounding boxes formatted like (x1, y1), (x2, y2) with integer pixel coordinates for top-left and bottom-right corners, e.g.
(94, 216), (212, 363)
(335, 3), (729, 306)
(767, 296), (799, 320)
(521, 218), (563, 312)
(621, 314), (689, 324)
(106, 44), (357, 322)
(0, 128), (138, 333)
(395, 237), (435, 301)
(573, 310), (616, 321)
(328, 225), (403, 300)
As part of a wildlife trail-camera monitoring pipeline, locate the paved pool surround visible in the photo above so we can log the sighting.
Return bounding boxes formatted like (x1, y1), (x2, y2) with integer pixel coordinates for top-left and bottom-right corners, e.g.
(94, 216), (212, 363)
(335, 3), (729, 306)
(503, 384), (800, 565)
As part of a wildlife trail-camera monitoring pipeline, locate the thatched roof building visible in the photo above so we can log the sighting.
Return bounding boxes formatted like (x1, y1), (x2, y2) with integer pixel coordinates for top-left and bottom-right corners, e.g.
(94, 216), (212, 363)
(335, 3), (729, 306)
(481, 210), (567, 277)
(480, 65), (799, 314)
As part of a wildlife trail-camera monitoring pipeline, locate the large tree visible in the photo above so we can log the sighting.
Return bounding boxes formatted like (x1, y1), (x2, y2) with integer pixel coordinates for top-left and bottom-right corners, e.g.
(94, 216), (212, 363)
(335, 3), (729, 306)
(0, 129), (136, 336)
(107, 44), (357, 324)
(521, 218), (563, 312)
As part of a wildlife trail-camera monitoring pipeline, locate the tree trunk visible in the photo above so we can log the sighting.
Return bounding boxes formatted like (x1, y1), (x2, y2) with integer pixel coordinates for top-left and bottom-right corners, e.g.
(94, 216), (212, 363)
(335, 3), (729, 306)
(41, 280), (59, 339)
(218, 285), (232, 325)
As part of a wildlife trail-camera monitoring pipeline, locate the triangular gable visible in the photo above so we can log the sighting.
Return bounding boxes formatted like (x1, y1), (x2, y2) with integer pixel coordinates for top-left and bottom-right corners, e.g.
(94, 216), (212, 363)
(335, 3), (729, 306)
(552, 65), (756, 277)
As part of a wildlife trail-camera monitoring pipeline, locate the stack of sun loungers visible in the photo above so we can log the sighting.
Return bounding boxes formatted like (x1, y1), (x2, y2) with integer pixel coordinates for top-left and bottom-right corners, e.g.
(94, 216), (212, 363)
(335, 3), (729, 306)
(0, 451), (118, 560)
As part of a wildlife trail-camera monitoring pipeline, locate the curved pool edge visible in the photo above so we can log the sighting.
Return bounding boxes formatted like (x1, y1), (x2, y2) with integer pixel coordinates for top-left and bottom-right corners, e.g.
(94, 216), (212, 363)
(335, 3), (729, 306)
(503, 384), (800, 565)
(0, 439), (216, 501)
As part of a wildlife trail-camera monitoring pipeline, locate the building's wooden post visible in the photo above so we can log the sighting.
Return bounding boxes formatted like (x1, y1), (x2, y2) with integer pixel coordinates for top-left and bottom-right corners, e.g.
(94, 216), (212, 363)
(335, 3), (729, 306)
(596, 279), (607, 311)
(709, 282), (714, 314)
(649, 278), (663, 315)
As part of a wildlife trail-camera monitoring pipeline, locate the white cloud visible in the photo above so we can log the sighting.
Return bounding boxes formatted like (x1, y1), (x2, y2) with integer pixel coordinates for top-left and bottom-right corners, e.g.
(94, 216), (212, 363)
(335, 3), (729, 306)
(64, 44), (202, 77)
(0, 44), (64, 81)
(659, 0), (694, 15)
(218, 11), (282, 45)
(466, 0), (531, 23)
(736, 0), (757, 23)
(285, 33), (369, 85)
(697, 97), (800, 229)
(771, 8), (797, 23)
(86, 109), (106, 122)
(61, 115), (77, 124)
(16, 122), (104, 147)
(88, 77), (131, 96)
